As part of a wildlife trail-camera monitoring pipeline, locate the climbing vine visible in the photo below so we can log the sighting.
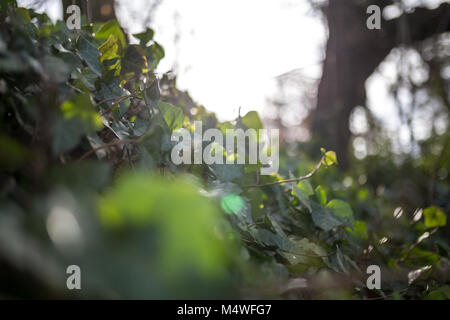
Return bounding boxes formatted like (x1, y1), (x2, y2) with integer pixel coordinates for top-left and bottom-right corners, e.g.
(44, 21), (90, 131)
(0, 1), (448, 299)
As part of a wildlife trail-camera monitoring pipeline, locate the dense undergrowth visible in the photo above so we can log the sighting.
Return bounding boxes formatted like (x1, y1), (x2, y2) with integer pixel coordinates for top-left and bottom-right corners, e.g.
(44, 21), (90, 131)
(0, 1), (448, 299)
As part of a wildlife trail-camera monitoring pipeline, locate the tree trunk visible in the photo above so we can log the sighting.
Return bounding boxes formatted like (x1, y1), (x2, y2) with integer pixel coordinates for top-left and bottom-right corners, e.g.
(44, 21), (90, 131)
(62, 0), (117, 23)
(311, 0), (450, 166)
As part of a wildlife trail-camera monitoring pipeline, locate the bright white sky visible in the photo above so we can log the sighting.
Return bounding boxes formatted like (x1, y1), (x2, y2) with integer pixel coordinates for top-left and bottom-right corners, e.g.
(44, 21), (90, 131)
(118, 0), (326, 121)
(23, 0), (325, 121)
(18, 0), (447, 154)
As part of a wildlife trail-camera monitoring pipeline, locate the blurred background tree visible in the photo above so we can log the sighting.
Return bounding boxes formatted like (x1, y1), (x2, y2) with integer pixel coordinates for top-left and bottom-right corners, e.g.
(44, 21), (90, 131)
(62, 0), (117, 22)
(310, 0), (450, 166)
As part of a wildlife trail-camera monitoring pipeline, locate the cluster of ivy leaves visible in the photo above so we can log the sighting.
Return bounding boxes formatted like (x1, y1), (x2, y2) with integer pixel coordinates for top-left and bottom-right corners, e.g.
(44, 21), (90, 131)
(0, 1), (448, 299)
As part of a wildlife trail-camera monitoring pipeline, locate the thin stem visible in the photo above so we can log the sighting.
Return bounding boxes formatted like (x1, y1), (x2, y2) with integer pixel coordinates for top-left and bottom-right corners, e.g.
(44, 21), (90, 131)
(241, 237), (334, 258)
(243, 156), (325, 189)
(95, 94), (139, 115)
(279, 248), (336, 259)
(77, 138), (139, 161)
(400, 226), (439, 262)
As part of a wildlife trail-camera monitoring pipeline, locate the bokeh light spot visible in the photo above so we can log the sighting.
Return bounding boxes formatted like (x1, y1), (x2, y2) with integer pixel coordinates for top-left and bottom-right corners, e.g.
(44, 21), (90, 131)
(220, 194), (244, 215)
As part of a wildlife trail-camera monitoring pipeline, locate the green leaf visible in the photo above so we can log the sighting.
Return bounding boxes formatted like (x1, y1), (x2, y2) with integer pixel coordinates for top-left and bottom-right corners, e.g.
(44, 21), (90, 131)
(297, 180), (314, 198)
(53, 93), (103, 154)
(99, 34), (121, 69)
(121, 45), (148, 76)
(241, 111), (263, 130)
(60, 93), (103, 130)
(404, 248), (439, 265)
(133, 28), (154, 45)
(15, 7), (31, 24)
(57, 51), (83, 71)
(423, 206), (446, 228)
(52, 115), (84, 154)
(321, 150), (338, 166)
(424, 286), (450, 300)
(424, 290), (447, 300)
(77, 37), (102, 76)
(310, 202), (344, 232)
(326, 199), (354, 226)
(43, 55), (70, 83)
(266, 215), (288, 237)
(144, 80), (160, 102)
(346, 220), (368, 240)
(248, 227), (278, 247)
(78, 67), (98, 91)
(147, 41), (165, 70)
(158, 101), (184, 132)
(296, 238), (327, 256)
(277, 236), (327, 266)
(95, 20), (126, 48)
(315, 185), (327, 206)
(97, 172), (231, 282)
(292, 182), (312, 212)
(0, 135), (28, 172)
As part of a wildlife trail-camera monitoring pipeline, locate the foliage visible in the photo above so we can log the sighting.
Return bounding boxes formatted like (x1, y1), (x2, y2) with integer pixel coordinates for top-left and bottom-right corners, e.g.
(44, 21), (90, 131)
(0, 1), (448, 299)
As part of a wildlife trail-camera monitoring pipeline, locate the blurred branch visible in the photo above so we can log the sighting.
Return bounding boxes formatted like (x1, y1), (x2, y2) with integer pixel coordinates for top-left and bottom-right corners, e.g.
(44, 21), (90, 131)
(386, 3), (450, 45)
(400, 226), (439, 263)
(77, 138), (139, 161)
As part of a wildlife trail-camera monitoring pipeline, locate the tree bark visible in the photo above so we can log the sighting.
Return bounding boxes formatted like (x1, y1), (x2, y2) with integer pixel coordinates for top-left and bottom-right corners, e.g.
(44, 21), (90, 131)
(62, 0), (117, 23)
(311, 1), (450, 166)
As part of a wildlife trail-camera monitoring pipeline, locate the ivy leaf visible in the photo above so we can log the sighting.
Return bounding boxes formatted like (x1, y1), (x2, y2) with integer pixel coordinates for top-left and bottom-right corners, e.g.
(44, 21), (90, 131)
(56, 51), (83, 72)
(297, 180), (314, 198)
(77, 37), (102, 76)
(266, 215), (288, 237)
(133, 28), (154, 46)
(310, 202), (344, 232)
(53, 93), (103, 154)
(15, 7), (31, 24)
(0, 135), (28, 172)
(249, 227), (278, 247)
(97, 172), (231, 287)
(315, 185), (327, 206)
(241, 111), (263, 131)
(273, 186), (289, 217)
(52, 115), (84, 154)
(326, 199), (354, 226)
(95, 20), (126, 48)
(423, 206), (447, 228)
(346, 220), (368, 240)
(158, 101), (184, 132)
(424, 286), (450, 300)
(147, 41), (165, 70)
(293, 237), (328, 264)
(78, 67), (98, 91)
(42, 55), (70, 83)
(121, 45), (148, 76)
(321, 148), (338, 166)
(292, 182), (312, 212)
(277, 235), (327, 266)
(60, 93), (103, 129)
(99, 34), (121, 72)
(144, 80), (160, 102)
